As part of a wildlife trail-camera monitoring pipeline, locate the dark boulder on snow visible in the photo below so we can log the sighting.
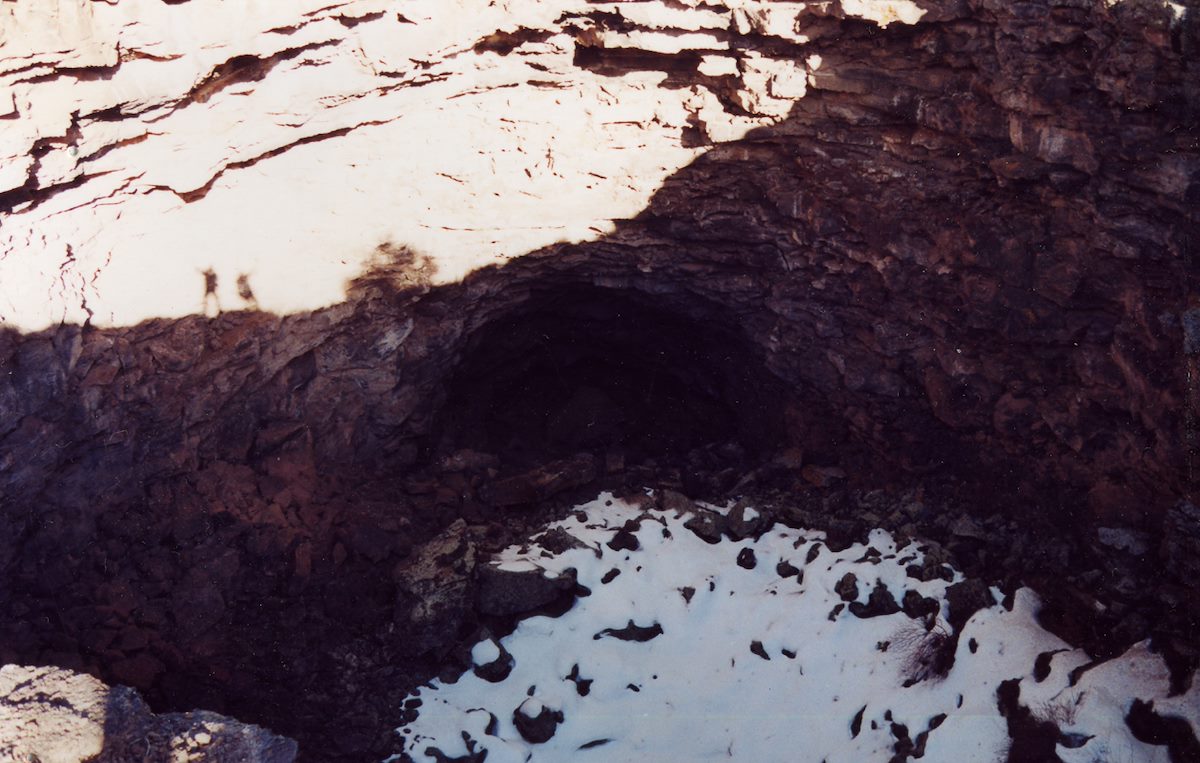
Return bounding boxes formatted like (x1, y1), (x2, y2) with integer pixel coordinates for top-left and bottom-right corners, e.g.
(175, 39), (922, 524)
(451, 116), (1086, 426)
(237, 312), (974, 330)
(737, 547), (757, 569)
(776, 559), (801, 579)
(945, 579), (996, 631)
(513, 699), (563, 743)
(476, 562), (577, 617)
(471, 636), (515, 683)
(849, 581), (901, 619)
(607, 521), (641, 551)
(1126, 698), (1200, 762)
(835, 573), (860, 602)
(683, 508), (726, 544)
(593, 620), (663, 642)
(726, 501), (769, 540)
(902, 589), (941, 621)
(658, 489), (697, 515)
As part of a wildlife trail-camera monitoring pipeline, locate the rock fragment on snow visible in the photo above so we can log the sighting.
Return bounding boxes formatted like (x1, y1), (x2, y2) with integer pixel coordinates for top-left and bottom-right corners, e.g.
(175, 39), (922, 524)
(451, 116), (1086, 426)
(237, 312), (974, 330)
(476, 562), (577, 617)
(471, 636), (514, 683)
(593, 620), (663, 642)
(534, 527), (594, 556)
(901, 589), (940, 621)
(726, 501), (767, 539)
(607, 521), (641, 551)
(849, 580), (901, 619)
(513, 698), (563, 744)
(836, 572), (860, 602)
(776, 559), (800, 579)
(658, 489), (697, 515)
(945, 578), (996, 631)
(683, 507), (726, 543)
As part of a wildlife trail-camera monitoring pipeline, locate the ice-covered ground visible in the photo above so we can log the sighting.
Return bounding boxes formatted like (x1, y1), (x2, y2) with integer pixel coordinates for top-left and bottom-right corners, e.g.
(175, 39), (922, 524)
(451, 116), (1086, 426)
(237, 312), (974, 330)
(395, 492), (1198, 762)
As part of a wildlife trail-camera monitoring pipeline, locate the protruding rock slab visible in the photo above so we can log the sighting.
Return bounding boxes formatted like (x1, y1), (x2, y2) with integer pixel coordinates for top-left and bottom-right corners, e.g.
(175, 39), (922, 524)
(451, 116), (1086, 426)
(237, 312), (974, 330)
(0, 664), (297, 763)
(478, 454), (599, 508)
(393, 519), (477, 656)
(477, 562), (578, 617)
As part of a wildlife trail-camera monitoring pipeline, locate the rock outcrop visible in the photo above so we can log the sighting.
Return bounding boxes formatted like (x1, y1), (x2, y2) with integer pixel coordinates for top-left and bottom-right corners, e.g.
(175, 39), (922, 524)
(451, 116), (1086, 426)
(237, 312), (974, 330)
(0, 664), (296, 763)
(0, 0), (1197, 761)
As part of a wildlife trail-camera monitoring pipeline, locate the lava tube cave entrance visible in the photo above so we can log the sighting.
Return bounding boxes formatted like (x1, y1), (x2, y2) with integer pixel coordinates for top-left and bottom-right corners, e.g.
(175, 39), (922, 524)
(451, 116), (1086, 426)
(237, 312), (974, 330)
(430, 284), (787, 472)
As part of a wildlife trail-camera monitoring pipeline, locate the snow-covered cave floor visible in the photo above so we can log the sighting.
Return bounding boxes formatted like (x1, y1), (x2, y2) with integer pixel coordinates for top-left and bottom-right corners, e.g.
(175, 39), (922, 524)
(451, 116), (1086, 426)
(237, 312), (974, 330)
(395, 492), (1199, 762)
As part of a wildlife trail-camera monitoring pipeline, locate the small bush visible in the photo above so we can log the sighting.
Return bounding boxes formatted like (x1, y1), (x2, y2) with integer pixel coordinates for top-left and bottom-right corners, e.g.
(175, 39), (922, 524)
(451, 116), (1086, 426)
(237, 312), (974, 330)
(1034, 692), (1083, 727)
(893, 619), (956, 685)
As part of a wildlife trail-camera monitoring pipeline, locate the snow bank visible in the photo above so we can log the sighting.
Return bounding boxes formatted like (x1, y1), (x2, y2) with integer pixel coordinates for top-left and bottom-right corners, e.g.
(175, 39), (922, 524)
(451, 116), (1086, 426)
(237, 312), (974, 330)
(396, 492), (1195, 762)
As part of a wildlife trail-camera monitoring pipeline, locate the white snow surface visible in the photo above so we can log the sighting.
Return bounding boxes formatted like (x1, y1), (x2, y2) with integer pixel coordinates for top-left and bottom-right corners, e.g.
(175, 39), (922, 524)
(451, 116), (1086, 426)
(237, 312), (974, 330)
(471, 639), (501, 667)
(397, 492), (1195, 762)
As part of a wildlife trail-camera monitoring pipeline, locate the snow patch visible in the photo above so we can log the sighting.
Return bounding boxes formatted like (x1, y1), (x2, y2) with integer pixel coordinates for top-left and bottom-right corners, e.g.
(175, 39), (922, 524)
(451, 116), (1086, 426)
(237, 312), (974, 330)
(397, 492), (1197, 762)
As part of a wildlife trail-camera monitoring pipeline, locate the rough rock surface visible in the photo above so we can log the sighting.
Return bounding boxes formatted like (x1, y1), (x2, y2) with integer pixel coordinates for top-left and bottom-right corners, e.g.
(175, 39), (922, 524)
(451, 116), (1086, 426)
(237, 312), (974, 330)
(0, 664), (296, 763)
(2, 0), (1193, 522)
(0, 1), (1197, 761)
(394, 519), (477, 656)
(477, 562), (578, 617)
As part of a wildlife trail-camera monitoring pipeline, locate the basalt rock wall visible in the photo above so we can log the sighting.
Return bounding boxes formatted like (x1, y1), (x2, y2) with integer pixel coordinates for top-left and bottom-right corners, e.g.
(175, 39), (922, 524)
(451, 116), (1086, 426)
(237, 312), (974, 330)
(3, 0), (1196, 528)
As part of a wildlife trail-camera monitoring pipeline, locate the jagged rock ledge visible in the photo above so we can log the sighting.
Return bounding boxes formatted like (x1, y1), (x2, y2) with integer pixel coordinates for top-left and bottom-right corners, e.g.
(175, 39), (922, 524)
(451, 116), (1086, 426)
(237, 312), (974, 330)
(0, 664), (296, 763)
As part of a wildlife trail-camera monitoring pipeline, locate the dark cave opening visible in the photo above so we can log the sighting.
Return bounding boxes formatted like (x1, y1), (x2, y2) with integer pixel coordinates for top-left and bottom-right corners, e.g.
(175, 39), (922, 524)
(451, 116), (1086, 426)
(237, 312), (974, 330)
(429, 284), (788, 470)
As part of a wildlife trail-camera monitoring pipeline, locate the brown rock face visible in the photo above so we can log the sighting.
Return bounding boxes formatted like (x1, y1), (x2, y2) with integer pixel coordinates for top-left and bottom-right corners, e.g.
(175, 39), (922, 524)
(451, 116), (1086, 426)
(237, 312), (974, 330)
(0, 1), (1197, 760)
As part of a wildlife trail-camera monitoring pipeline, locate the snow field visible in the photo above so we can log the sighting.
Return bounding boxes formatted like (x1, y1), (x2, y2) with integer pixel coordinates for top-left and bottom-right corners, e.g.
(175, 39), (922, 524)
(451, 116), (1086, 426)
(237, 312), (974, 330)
(397, 492), (1196, 762)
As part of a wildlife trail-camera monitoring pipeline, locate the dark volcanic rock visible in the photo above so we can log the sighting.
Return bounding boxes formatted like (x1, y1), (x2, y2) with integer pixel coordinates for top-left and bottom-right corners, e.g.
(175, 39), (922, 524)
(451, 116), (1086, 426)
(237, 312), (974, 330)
(659, 490), (698, 515)
(607, 521), (642, 552)
(684, 508), (727, 544)
(471, 637), (515, 684)
(478, 454), (599, 507)
(836, 573), (860, 602)
(902, 590), (941, 622)
(593, 621), (663, 642)
(1162, 501), (1200, 582)
(849, 581), (902, 619)
(946, 579), (997, 632)
(513, 699), (563, 744)
(1126, 698), (1200, 762)
(737, 547), (758, 569)
(726, 501), (769, 540)
(476, 562), (577, 617)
